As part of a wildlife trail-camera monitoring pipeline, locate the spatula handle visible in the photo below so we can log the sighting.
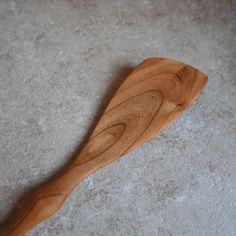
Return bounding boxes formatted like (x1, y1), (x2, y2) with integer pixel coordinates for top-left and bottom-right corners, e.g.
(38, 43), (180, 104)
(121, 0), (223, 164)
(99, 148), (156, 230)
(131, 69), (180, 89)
(2, 129), (134, 236)
(1, 121), (137, 236)
(0, 159), (88, 236)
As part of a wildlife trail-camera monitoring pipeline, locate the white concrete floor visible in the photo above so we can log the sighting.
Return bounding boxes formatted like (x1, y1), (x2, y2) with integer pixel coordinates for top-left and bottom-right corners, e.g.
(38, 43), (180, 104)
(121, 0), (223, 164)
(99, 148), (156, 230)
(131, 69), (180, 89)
(0, 0), (235, 235)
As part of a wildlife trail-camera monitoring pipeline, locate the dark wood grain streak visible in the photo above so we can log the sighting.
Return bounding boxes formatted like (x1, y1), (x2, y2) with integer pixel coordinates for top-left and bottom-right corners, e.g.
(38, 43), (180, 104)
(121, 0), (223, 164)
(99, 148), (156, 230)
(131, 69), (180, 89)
(0, 57), (207, 236)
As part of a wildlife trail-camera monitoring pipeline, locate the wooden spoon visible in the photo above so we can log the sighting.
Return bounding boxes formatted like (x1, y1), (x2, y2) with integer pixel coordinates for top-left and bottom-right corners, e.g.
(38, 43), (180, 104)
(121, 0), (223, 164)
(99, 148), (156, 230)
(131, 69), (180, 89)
(1, 57), (207, 236)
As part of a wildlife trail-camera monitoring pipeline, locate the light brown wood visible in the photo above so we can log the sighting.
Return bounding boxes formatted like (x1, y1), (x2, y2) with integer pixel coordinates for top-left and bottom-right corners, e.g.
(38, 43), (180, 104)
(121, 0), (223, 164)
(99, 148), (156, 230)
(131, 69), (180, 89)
(0, 57), (207, 236)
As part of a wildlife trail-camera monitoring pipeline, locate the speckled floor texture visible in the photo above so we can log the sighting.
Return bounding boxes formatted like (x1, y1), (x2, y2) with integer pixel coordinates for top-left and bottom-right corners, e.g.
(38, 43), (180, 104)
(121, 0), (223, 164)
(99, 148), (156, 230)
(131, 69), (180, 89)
(0, 0), (235, 235)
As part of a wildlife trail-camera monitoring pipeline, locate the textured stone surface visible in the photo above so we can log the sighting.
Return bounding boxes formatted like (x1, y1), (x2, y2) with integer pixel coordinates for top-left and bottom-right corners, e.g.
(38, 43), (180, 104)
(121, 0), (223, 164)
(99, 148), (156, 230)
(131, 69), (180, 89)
(0, 0), (235, 235)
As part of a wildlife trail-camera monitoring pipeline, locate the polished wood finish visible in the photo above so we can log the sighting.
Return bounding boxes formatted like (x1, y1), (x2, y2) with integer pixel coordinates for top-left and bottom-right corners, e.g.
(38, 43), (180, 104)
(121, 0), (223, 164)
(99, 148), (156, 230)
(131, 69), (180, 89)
(1, 58), (207, 235)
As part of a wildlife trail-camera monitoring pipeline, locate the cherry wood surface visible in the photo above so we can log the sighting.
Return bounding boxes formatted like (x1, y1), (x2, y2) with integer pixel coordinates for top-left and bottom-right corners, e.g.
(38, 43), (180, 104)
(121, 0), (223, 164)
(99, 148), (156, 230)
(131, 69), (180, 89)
(1, 57), (207, 236)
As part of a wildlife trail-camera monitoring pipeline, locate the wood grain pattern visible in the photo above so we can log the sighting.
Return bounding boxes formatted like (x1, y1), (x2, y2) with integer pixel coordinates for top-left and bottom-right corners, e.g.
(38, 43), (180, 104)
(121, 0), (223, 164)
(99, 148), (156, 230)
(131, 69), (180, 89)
(0, 57), (207, 236)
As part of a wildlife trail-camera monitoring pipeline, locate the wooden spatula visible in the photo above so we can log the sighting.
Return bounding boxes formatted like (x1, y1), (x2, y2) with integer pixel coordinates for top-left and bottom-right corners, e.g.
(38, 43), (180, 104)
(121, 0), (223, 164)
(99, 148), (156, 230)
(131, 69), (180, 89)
(1, 57), (207, 236)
